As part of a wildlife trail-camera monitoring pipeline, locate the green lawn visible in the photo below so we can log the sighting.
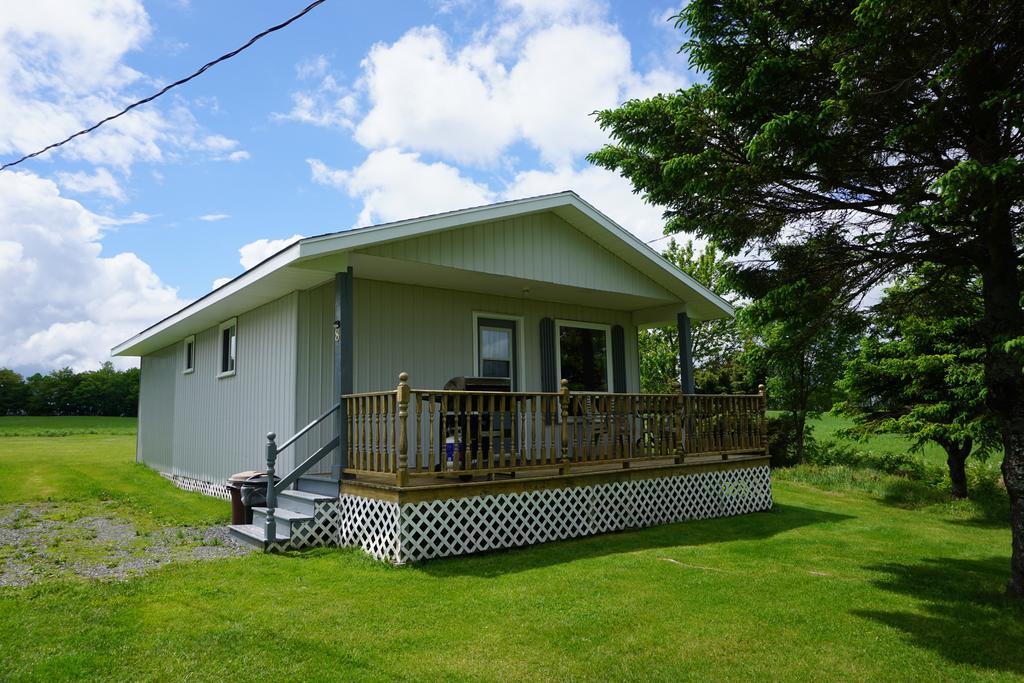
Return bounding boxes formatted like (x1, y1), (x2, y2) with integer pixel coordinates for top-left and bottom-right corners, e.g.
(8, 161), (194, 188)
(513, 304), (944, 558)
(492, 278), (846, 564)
(0, 419), (223, 529)
(807, 413), (964, 468)
(0, 415), (138, 437)
(0, 420), (1021, 681)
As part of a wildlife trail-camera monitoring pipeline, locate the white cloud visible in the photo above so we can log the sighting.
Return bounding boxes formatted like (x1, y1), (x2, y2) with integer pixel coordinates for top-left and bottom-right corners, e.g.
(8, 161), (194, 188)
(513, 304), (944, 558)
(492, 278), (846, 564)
(274, 74), (358, 129)
(209, 234), (305, 291)
(307, 158), (349, 189)
(292, 1), (681, 243)
(354, 27), (515, 165)
(340, 3), (683, 168)
(308, 150), (494, 226)
(238, 235), (304, 270)
(310, 153), (666, 241)
(98, 211), (152, 226)
(0, 2), (249, 171)
(504, 165), (667, 242)
(296, 54), (330, 80)
(198, 213), (230, 222)
(0, 171), (185, 371)
(56, 167), (125, 201)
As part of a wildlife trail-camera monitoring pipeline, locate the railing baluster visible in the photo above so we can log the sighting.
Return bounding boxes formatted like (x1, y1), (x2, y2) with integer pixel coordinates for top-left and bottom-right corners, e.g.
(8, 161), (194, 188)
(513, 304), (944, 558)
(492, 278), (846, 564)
(413, 392), (420, 472)
(397, 373), (409, 486)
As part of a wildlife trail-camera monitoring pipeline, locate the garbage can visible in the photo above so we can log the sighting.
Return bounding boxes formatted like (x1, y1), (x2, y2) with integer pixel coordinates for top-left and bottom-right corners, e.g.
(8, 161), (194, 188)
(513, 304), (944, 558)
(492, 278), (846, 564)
(239, 473), (279, 511)
(227, 470), (265, 525)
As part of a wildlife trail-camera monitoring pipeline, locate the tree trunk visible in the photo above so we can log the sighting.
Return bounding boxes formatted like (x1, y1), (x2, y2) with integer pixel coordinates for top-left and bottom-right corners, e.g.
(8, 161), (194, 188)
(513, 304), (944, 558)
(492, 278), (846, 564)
(942, 438), (972, 500)
(977, 204), (1024, 599)
(794, 410), (807, 464)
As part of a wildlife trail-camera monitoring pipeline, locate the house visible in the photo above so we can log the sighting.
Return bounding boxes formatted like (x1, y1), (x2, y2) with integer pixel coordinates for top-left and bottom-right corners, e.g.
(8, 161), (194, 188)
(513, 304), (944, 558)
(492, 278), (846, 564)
(113, 191), (771, 562)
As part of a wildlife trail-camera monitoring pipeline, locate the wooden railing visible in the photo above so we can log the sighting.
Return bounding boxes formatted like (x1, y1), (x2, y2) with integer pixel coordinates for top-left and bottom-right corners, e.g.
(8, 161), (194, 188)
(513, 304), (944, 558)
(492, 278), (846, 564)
(343, 373), (767, 486)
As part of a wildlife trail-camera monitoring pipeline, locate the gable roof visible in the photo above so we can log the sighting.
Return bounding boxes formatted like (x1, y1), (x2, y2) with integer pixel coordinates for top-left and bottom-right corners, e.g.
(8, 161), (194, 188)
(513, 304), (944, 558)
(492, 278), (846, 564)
(112, 191), (733, 357)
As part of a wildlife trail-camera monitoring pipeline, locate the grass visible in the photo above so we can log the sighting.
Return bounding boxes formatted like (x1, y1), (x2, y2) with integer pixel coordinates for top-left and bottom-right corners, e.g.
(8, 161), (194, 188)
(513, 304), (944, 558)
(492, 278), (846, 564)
(805, 413), (1006, 475)
(0, 420), (1021, 681)
(0, 416), (138, 437)
(806, 413), (971, 469)
(0, 424), (224, 529)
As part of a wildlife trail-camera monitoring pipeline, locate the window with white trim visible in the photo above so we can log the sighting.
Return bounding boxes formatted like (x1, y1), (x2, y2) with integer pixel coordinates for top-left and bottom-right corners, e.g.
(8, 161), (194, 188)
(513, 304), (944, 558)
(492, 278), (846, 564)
(182, 335), (195, 374)
(218, 319), (237, 377)
(556, 320), (611, 392)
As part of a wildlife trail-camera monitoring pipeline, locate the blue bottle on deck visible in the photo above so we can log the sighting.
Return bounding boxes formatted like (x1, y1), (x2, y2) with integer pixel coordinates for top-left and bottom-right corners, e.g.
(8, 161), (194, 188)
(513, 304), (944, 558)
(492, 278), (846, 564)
(445, 433), (457, 472)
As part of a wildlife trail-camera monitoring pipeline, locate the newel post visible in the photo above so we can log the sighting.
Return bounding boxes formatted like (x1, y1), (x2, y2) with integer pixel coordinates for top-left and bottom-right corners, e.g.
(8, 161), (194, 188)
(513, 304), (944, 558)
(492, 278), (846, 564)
(396, 372), (410, 487)
(265, 432), (278, 543)
(559, 379), (571, 475)
(758, 384), (768, 454)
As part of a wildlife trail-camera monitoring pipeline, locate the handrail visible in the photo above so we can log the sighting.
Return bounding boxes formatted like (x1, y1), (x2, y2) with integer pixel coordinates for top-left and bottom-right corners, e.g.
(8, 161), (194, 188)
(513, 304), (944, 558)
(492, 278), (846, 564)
(263, 401), (341, 543)
(275, 436), (340, 494)
(275, 403), (339, 453)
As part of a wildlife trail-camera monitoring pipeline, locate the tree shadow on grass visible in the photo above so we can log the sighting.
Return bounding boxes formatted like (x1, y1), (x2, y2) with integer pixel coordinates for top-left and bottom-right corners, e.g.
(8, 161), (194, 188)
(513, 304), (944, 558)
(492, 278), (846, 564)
(418, 502), (851, 578)
(854, 556), (1024, 675)
(873, 479), (1010, 529)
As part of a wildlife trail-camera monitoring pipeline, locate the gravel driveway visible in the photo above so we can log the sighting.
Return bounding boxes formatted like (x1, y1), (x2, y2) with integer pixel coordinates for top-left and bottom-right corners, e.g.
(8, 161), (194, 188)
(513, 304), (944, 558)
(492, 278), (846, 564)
(0, 503), (254, 587)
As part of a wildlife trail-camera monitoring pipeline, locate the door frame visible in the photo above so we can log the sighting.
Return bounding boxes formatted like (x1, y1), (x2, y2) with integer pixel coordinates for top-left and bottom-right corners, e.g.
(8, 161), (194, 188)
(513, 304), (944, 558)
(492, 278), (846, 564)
(471, 311), (525, 390)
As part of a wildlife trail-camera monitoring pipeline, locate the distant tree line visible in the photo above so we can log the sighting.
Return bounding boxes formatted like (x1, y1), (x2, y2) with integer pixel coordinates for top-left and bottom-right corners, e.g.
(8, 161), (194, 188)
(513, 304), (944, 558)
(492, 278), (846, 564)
(0, 363), (139, 417)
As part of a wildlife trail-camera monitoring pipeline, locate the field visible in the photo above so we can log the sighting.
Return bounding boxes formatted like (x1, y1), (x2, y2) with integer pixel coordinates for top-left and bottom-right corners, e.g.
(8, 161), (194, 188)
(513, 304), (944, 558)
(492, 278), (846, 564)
(806, 413), (1002, 471)
(0, 415), (138, 437)
(0, 417), (1020, 681)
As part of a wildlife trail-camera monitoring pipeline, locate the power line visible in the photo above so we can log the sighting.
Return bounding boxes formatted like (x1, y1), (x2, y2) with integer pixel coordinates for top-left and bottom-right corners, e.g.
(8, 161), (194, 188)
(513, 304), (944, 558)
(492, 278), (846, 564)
(0, 0), (328, 172)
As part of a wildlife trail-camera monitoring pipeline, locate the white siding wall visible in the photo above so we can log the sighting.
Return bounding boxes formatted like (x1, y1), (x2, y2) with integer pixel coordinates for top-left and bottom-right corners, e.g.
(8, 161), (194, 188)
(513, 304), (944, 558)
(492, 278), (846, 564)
(137, 344), (178, 472)
(137, 278), (643, 485)
(361, 212), (673, 300)
(350, 278), (640, 393)
(136, 293), (299, 484)
(294, 281), (336, 474)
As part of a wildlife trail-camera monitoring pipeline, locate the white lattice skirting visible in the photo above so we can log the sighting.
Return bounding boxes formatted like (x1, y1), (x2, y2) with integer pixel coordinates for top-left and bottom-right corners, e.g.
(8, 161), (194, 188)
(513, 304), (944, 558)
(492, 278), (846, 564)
(160, 472), (230, 501)
(338, 465), (772, 564)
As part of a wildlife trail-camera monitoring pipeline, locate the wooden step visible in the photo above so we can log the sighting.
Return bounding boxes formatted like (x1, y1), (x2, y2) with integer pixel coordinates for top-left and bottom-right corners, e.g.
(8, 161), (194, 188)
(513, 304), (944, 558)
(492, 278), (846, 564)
(229, 523), (290, 549)
(277, 489), (335, 515)
(251, 506), (313, 533)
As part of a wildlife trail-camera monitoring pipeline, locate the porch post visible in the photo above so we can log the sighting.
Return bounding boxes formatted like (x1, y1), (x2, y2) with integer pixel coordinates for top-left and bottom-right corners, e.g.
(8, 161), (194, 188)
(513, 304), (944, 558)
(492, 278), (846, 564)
(677, 312), (694, 394)
(333, 267), (354, 478)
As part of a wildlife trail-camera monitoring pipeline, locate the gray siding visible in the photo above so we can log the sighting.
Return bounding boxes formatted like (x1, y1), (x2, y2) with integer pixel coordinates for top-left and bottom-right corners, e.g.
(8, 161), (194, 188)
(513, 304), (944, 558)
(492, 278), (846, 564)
(137, 275), (643, 487)
(137, 344), (178, 472)
(137, 294), (300, 485)
(294, 281), (336, 474)
(350, 278), (640, 393)
(360, 212), (672, 300)
(171, 293), (299, 484)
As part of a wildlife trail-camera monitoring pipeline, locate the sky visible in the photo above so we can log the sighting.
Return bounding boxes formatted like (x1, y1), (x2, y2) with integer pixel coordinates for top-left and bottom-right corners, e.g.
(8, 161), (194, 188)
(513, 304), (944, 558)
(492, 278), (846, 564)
(0, 0), (699, 374)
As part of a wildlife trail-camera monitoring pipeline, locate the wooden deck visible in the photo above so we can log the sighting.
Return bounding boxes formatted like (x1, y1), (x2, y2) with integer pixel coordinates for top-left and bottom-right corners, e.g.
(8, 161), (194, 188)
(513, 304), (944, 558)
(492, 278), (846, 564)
(338, 375), (769, 495)
(342, 451), (769, 503)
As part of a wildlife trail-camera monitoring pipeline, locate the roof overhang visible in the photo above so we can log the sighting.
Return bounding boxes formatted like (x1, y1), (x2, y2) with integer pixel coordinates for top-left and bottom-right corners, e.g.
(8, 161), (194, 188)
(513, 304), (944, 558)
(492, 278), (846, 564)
(113, 191), (734, 357)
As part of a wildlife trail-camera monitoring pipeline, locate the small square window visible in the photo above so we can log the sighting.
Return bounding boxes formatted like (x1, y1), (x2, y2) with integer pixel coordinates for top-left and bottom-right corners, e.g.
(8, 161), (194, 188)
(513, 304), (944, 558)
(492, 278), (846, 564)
(182, 335), (195, 374)
(218, 319), (237, 378)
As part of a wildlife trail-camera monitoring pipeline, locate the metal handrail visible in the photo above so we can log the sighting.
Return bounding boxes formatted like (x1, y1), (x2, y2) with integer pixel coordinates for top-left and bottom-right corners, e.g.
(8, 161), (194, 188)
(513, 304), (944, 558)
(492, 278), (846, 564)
(263, 401), (340, 543)
(276, 403), (339, 453)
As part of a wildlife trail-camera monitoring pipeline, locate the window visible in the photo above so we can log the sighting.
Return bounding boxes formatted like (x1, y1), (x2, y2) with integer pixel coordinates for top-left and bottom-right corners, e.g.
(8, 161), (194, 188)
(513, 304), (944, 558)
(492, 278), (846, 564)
(182, 335), (195, 374)
(218, 319), (237, 377)
(556, 320), (611, 392)
(473, 313), (522, 389)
